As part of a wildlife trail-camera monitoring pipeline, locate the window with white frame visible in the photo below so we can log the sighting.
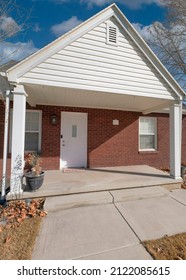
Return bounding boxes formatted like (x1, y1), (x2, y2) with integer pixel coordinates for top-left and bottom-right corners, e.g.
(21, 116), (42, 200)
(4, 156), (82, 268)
(25, 111), (42, 152)
(139, 117), (157, 151)
(9, 110), (42, 152)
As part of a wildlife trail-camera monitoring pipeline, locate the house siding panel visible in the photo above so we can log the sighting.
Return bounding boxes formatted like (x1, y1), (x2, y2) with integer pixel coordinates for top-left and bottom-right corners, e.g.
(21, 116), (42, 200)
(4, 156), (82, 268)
(1, 101), (186, 176)
(21, 17), (175, 100)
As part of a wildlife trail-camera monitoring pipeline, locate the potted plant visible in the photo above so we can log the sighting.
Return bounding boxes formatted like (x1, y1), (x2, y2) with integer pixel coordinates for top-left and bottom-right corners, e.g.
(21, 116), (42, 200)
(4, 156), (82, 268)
(181, 162), (186, 178)
(24, 153), (45, 191)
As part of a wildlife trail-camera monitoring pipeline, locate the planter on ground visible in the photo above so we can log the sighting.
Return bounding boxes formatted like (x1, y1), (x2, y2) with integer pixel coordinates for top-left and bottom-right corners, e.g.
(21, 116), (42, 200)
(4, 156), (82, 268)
(181, 166), (186, 178)
(25, 171), (45, 192)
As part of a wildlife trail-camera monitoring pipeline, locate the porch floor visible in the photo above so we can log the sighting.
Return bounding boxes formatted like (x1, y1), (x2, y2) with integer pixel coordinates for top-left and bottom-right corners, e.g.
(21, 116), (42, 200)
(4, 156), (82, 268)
(21, 165), (182, 199)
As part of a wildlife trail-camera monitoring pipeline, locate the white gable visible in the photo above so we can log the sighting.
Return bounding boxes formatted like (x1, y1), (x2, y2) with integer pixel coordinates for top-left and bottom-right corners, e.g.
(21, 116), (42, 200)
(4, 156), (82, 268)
(17, 17), (175, 100)
(7, 4), (185, 102)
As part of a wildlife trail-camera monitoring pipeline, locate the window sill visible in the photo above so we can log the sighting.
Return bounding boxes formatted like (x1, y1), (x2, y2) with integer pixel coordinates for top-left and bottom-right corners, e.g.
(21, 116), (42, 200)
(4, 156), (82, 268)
(138, 150), (159, 154)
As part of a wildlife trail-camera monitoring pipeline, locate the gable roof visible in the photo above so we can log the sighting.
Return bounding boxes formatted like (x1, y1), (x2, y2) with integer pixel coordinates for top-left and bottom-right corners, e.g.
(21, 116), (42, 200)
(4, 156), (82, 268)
(7, 3), (185, 100)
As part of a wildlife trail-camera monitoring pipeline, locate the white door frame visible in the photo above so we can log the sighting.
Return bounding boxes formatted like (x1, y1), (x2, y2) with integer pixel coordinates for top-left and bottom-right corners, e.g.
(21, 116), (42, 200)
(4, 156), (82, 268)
(60, 111), (88, 169)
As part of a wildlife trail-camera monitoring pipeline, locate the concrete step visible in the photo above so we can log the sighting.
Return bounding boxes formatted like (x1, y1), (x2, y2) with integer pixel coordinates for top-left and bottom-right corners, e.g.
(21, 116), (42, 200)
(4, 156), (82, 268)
(44, 186), (169, 212)
(111, 186), (169, 203)
(44, 191), (113, 212)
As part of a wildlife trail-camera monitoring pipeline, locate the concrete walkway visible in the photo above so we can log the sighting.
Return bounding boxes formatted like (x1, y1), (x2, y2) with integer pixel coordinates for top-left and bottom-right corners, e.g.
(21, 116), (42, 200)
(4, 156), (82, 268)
(32, 187), (186, 260)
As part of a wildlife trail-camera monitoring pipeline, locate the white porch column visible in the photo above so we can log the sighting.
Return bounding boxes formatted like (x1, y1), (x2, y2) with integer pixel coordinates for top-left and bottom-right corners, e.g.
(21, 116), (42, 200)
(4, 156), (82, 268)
(10, 85), (27, 195)
(170, 103), (182, 179)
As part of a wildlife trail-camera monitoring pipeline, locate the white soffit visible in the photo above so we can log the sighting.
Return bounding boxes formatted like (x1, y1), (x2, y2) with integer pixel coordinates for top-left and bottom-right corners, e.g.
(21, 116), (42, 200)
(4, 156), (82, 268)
(24, 84), (175, 113)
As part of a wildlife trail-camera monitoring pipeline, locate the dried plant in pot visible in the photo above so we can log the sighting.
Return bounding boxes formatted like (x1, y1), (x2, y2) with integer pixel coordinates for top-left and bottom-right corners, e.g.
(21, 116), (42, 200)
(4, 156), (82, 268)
(181, 162), (186, 178)
(24, 153), (45, 191)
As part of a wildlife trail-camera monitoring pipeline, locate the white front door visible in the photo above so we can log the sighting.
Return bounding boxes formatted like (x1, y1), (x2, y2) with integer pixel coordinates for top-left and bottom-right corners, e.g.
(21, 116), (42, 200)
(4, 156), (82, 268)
(60, 112), (87, 168)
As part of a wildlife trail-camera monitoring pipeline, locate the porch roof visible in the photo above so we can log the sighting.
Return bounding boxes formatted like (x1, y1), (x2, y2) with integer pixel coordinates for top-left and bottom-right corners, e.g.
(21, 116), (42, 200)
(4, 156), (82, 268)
(25, 83), (175, 114)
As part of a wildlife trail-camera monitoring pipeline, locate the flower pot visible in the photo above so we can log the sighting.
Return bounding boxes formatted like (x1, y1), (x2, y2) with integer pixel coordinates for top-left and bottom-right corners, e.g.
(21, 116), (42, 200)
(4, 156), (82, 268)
(0, 197), (7, 207)
(181, 166), (186, 178)
(25, 171), (45, 192)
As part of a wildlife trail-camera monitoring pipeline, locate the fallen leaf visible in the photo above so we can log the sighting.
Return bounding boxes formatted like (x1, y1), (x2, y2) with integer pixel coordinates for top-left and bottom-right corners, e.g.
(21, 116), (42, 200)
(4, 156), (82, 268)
(39, 212), (47, 217)
(17, 217), (23, 223)
(5, 235), (11, 244)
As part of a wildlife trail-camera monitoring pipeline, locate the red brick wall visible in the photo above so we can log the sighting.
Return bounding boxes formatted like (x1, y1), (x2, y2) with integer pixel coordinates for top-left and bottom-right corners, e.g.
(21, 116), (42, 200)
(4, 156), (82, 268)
(0, 101), (186, 174)
(87, 109), (170, 168)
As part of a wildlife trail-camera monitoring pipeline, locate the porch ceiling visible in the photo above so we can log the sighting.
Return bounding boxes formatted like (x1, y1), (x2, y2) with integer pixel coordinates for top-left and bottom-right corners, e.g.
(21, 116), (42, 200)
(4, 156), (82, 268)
(24, 84), (175, 113)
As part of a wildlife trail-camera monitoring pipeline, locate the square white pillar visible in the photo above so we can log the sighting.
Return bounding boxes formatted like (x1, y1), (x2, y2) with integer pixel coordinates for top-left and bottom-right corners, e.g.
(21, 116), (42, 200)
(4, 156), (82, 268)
(170, 103), (182, 179)
(10, 85), (27, 195)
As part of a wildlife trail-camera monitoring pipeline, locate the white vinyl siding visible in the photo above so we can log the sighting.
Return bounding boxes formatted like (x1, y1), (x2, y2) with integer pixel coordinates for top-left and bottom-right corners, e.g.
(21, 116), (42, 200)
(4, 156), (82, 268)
(139, 117), (157, 151)
(20, 17), (175, 100)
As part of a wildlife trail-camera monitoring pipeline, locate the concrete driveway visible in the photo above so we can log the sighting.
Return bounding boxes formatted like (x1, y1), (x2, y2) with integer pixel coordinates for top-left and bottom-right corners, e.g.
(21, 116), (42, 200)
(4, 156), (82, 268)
(32, 187), (186, 260)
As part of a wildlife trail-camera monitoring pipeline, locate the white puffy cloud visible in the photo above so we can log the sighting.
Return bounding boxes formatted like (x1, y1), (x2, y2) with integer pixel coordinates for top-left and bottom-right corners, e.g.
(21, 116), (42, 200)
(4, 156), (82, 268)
(51, 16), (83, 37)
(0, 16), (20, 36)
(0, 41), (38, 63)
(132, 23), (153, 41)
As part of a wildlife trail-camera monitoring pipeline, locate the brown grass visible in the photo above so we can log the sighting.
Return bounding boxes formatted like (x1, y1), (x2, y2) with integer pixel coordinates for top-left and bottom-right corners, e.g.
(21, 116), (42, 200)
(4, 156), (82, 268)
(0, 216), (42, 260)
(144, 233), (186, 260)
(0, 199), (46, 260)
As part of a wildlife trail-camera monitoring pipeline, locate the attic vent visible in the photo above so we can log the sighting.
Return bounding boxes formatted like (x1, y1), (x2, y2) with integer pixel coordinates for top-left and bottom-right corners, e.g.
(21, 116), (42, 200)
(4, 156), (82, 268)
(107, 24), (118, 45)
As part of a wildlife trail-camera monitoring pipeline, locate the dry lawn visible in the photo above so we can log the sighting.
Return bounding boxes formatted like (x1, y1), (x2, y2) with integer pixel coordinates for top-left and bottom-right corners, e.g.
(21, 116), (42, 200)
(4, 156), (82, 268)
(144, 233), (186, 260)
(0, 199), (46, 260)
(0, 217), (42, 260)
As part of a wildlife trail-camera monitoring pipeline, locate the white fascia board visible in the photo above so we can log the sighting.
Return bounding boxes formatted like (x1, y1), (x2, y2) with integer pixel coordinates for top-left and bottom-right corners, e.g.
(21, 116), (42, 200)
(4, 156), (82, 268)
(142, 100), (175, 115)
(7, 6), (115, 83)
(17, 77), (175, 100)
(155, 108), (186, 115)
(112, 5), (186, 100)
(0, 71), (6, 76)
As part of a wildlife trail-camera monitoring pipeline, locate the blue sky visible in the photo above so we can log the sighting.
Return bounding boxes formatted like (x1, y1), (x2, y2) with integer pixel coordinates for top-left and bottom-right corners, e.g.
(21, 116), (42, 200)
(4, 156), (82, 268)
(0, 0), (166, 63)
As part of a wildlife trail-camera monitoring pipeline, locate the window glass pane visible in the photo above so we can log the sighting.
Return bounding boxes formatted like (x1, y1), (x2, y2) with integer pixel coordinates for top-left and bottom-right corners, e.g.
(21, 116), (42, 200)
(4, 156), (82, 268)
(25, 132), (39, 151)
(140, 119), (149, 134)
(25, 114), (31, 131)
(29, 120), (39, 131)
(31, 112), (39, 122)
(140, 118), (155, 134)
(140, 135), (155, 150)
(72, 125), (77, 138)
(25, 112), (40, 131)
